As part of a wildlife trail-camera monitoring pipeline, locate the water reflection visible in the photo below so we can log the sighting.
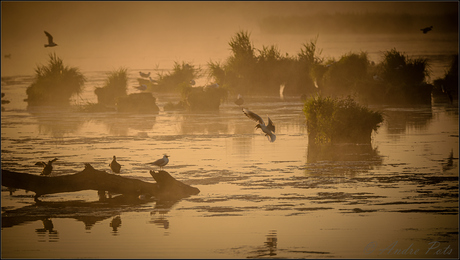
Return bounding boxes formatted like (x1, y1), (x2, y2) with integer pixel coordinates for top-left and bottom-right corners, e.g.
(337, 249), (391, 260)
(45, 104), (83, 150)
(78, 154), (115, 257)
(383, 107), (433, 135)
(90, 113), (157, 136)
(35, 218), (59, 242)
(29, 110), (86, 138)
(179, 112), (229, 134)
(247, 230), (278, 258)
(74, 216), (111, 231)
(148, 200), (178, 229)
(305, 143), (383, 176)
(110, 215), (122, 234)
(442, 149), (458, 173)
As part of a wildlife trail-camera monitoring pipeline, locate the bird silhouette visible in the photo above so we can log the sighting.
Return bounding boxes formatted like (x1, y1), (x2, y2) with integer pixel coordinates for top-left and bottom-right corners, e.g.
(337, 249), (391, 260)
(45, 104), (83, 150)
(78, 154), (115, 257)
(35, 158), (58, 176)
(109, 156), (121, 173)
(421, 26), (433, 34)
(243, 108), (276, 142)
(139, 71), (151, 78)
(44, 31), (58, 47)
(234, 94), (244, 106)
(149, 154), (169, 170)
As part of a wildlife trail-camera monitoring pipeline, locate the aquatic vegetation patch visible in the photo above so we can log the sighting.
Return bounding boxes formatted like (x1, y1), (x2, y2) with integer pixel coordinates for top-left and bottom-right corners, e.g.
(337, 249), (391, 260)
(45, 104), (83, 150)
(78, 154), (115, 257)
(303, 95), (384, 144)
(94, 67), (128, 107)
(25, 53), (86, 107)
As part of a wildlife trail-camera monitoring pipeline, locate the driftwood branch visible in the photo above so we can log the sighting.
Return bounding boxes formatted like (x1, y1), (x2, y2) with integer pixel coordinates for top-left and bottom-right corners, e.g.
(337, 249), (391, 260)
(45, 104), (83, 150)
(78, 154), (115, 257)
(2, 164), (199, 201)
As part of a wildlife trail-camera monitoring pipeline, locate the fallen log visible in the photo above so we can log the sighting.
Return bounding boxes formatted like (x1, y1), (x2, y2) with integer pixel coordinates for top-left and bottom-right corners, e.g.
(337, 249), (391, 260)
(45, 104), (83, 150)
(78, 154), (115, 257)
(2, 164), (199, 202)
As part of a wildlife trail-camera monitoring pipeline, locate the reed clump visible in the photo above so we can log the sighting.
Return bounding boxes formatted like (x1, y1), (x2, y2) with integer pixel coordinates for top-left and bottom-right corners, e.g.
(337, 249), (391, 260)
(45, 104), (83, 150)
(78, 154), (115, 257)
(155, 62), (201, 92)
(25, 53), (86, 107)
(303, 95), (383, 144)
(94, 67), (128, 106)
(433, 54), (458, 102)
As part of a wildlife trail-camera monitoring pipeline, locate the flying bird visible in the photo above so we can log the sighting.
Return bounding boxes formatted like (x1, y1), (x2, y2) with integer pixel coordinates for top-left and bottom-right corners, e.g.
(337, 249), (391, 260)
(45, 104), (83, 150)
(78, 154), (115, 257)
(190, 79), (196, 86)
(243, 108), (276, 142)
(4, 54), (11, 59)
(139, 71), (151, 78)
(149, 154), (170, 170)
(109, 155), (121, 173)
(421, 26), (433, 34)
(35, 158), (58, 176)
(234, 94), (244, 106)
(44, 31), (58, 47)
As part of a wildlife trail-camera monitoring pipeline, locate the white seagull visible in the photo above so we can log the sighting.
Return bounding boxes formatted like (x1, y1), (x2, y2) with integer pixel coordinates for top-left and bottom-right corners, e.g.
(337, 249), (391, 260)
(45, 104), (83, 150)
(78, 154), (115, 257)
(149, 154), (170, 170)
(44, 31), (58, 47)
(243, 108), (276, 142)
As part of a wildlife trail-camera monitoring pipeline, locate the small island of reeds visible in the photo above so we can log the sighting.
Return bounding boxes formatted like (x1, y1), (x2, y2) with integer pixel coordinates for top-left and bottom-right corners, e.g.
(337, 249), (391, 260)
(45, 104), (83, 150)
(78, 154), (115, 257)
(303, 95), (384, 145)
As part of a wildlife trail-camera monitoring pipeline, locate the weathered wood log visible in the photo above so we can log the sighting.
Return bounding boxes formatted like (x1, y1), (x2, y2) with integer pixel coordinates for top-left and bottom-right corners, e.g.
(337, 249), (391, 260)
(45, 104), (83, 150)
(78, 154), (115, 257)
(2, 164), (199, 202)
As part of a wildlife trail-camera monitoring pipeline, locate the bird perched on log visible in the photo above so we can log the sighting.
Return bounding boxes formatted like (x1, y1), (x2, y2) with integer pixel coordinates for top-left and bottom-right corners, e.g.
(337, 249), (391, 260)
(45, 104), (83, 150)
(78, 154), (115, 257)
(139, 71), (151, 78)
(421, 26), (433, 34)
(35, 158), (58, 176)
(149, 154), (169, 170)
(44, 31), (58, 47)
(109, 155), (121, 173)
(234, 94), (244, 106)
(243, 108), (276, 142)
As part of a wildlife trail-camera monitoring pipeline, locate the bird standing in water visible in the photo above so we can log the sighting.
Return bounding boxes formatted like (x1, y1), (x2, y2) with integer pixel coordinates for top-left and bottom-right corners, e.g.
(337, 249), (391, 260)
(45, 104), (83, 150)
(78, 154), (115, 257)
(35, 158), (58, 176)
(44, 31), (58, 47)
(243, 108), (276, 142)
(109, 156), (121, 173)
(149, 154), (169, 170)
(139, 71), (150, 78)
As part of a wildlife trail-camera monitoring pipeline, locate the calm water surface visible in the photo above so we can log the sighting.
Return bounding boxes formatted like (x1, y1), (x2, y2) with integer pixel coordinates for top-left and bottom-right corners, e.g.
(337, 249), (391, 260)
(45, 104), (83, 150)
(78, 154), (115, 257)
(1, 31), (459, 258)
(1, 72), (458, 259)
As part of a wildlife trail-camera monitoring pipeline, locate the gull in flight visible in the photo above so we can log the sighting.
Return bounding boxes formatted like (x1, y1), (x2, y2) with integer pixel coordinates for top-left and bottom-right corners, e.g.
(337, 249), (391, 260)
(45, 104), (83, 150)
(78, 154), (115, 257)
(243, 108), (276, 142)
(149, 154), (170, 170)
(421, 26), (433, 34)
(44, 31), (58, 47)
(109, 155), (121, 173)
(35, 158), (58, 176)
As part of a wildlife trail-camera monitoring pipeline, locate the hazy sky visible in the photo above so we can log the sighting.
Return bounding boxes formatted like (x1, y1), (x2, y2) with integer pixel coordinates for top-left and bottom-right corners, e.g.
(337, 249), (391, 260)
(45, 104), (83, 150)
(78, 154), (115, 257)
(1, 1), (457, 76)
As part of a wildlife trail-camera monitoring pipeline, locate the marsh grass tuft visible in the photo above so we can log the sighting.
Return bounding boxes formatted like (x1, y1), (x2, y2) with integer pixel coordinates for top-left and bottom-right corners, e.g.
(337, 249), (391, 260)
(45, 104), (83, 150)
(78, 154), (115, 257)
(94, 67), (128, 106)
(25, 53), (86, 106)
(303, 95), (383, 144)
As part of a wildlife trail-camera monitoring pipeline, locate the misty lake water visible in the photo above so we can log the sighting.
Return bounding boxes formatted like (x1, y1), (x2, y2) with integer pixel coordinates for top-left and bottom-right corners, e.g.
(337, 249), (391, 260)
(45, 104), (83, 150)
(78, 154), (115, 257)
(1, 33), (459, 258)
